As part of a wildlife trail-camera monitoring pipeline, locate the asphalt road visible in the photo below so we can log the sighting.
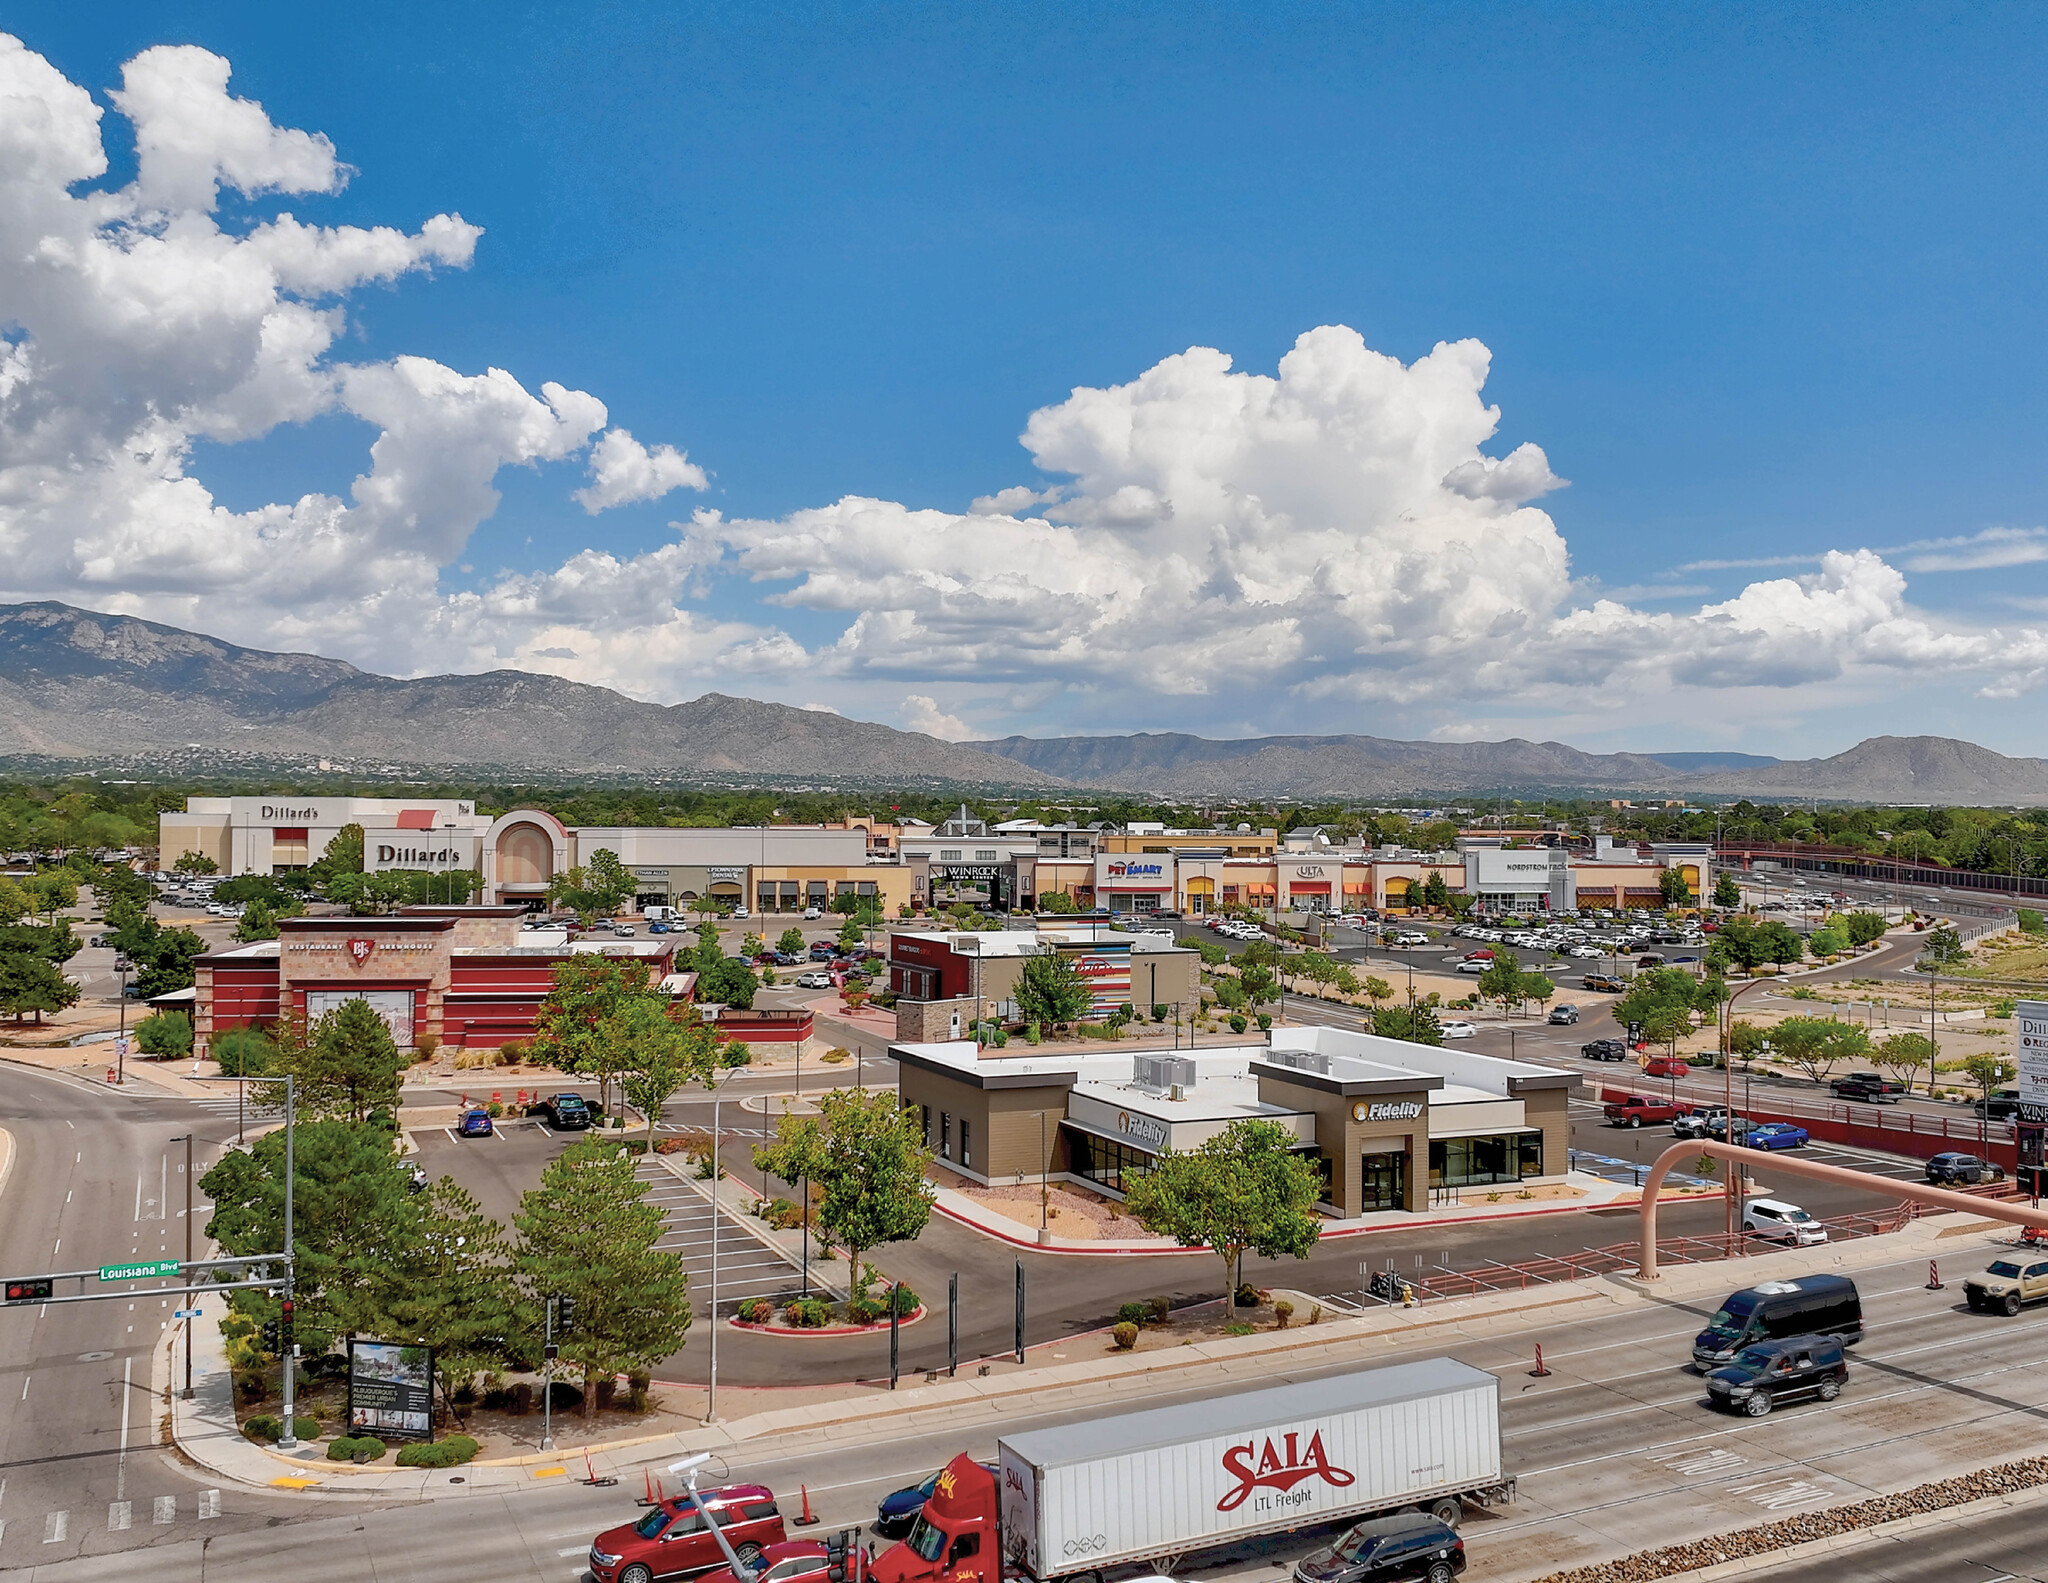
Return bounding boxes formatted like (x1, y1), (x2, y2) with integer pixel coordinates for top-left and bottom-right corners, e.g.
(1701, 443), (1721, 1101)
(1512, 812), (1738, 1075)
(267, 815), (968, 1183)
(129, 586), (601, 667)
(1756, 1493), (2048, 1581)
(10, 1235), (2048, 1583)
(0, 1063), (331, 1571)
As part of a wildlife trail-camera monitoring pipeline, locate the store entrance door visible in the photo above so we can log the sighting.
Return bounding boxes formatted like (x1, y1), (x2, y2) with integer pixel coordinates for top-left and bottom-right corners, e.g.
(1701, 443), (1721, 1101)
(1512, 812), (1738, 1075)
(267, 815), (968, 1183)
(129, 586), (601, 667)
(1360, 1149), (1408, 1213)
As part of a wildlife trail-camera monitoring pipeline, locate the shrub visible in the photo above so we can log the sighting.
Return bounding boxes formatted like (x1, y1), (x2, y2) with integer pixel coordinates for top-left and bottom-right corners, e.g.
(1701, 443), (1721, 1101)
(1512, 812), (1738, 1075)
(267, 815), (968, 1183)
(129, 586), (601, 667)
(1146, 1294), (1171, 1323)
(1274, 1300), (1295, 1330)
(761, 1197), (803, 1230)
(1025, 1023), (1041, 1045)
(485, 1100), (504, 1118)
(1111, 1322), (1138, 1350)
(480, 1387), (514, 1410)
(822, 1047), (851, 1064)
(498, 1038), (533, 1064)
(1115, 1301), (1147, 1327)
(783, 1297), (833, 1328)
(511, 1381), (533, 1415)
(1152, 1003), (1168, 1021)
(327, 1434), (387, 1462)
(1255, 1013), (1272, 1031)
(1233, 1282), (1260, 1308)
(845, 1296), (887, 1325)
(736, 1298), (775, 1324)
(1228, 1014), (1248, 1034)
(1223, 1322), (1256, 1337)
(889, 1284), (920, 1316)
(543, 1381), (583, 1411)
(243, 1415), (282, 1442)
(412, 1028), (440, 1060)
(234, 1370), (269, 1403)
(397, 1435), (479, 1468)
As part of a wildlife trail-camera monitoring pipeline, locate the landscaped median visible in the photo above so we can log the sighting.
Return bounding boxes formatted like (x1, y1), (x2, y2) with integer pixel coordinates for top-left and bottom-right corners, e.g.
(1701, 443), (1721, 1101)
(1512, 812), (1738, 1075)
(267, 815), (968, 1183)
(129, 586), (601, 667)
(730, 1292), (927, 1336)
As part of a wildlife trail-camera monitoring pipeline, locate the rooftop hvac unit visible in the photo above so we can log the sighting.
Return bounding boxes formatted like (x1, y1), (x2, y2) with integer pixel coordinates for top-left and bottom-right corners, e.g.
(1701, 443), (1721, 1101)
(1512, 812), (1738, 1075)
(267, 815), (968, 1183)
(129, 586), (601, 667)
(1132, 1054), (1172, 1093)
(1266, 1049), (1330, 1076)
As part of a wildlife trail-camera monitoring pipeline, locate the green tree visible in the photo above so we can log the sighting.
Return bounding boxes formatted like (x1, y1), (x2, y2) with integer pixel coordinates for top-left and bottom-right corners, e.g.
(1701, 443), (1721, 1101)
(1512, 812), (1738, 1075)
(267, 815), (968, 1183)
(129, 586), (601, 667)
(234, 899), (280, 941)
(1122, 1117), (1323, 1300)
(1808, 925), (1848, 958)
(1659, 866), (1694, 907)
(1712, 872), (1743, 908)
(172, 850), (220, 876)
(1959, 1052), (2018, 1110)
(699, 957), (759, 1010)
(533, 956), (669, 1119)
(1420, 870), (1450, 910)
(514, 1139), (690, 1421)
(1757, 920), (1805, 968)
(378, 1177), (519, 1404)
(1237, 962), (1279, 1019)
(0, 951), (81, 1023)
(1369, 1002), (1444, 1045)
(1918, 925), (1966, 970)
(753, 1088), (935, 1288)
(1771, 1016), (1869, 1085)
(1475, 949), (1525, 1018)
(615, 1001), (720, 1149)
(1037, 890), (1078, 914)
(135, 1008), (194, 1057)
(202, 1119), (417, 1352)
(212, 1025), (276, 1077)
(1727, 1019), (1769, 1057)
(24, 872), (78, 923)
(274, 999), (407, 1124)
(1016, 951), (1091, 1032)
(1843, 911), (1889, 947)
(1873, 1031), (1936, 1093)
(95, 863), (153, 911)
(0, 876), (28, 925)
(1643, 1005), (1692, 1059)
(548, 847), (635, 924)
(690, 920), (723, 974)
(308, 824), (364, 889)
(776, 926), (806, 957)
(1614, 967), (1712, 1033)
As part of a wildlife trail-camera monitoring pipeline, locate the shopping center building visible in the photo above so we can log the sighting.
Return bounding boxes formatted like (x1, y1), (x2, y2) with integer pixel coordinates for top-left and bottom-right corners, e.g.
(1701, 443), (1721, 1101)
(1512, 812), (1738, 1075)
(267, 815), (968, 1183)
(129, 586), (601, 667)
(887, 925), (1202, 1040)
(160, 796), (492, 877)
(892, 1025), (1574, 1218)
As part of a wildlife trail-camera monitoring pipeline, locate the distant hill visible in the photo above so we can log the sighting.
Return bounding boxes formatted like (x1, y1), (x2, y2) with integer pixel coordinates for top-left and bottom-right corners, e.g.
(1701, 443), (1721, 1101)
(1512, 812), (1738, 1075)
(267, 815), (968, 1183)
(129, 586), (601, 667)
(0, 603), (1059, 786)
(3, 602), (2044, 803)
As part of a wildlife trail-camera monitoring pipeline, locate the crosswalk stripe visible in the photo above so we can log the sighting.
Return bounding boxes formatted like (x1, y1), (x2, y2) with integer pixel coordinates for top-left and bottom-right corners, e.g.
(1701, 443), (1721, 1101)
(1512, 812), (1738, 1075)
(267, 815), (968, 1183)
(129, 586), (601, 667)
(108, 1501), (131, 1532)
(43, 1510), (66, 1543)
(154, 1495), (176, 1524)
(198, 1489), (220, 1519)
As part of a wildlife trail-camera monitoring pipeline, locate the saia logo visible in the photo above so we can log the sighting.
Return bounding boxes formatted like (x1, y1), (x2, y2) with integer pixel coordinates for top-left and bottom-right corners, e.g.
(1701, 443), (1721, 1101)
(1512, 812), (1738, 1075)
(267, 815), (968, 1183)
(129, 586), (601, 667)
(1217, 1429), (1355, 1511)
(347, 938), (377, 966)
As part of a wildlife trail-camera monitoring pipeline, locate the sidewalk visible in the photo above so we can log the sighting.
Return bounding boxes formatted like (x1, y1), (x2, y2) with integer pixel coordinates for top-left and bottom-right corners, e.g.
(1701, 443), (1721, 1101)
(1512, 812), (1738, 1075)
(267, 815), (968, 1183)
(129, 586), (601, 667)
(165, 1207), (2029, 1499)
(650, 1150), (849, 1300)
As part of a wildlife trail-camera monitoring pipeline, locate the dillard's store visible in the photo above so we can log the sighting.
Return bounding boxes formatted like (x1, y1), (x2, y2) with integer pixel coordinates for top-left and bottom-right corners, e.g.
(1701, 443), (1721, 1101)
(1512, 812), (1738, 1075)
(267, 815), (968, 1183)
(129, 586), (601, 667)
(891, 1024), (1572, 1219)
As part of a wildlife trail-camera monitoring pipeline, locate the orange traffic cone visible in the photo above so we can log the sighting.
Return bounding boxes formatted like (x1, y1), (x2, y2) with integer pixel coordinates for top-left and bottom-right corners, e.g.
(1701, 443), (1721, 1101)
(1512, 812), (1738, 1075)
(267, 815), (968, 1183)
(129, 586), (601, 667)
(795, 1483), (820, 1525)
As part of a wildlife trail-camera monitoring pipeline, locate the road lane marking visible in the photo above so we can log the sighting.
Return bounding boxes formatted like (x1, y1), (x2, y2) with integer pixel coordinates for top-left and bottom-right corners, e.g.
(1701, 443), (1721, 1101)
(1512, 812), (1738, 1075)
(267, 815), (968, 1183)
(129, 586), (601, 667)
(43, 1510), (65, 1543)
(198, 1489), (219, 1519)
(117, 1355), (131, 1501)
(108, 1501), (131, 1531)
(154, 1496), (175, 1524)
(19, 1377), (27, 1401)
(558, 1546), (588, 1556)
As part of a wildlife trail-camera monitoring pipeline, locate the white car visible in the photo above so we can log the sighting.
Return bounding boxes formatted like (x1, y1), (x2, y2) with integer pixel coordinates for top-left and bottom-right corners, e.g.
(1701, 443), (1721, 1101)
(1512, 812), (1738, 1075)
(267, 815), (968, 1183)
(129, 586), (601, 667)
(1134, 925), (1176, 939)
(1440, 1020), (1478, 1039)
(1396, 931), (1430, 946)
(1743, 1198), (1828, 1246)
(794, 971), (834, 989)
(802, 906), (823, 919)
(1569, 945), (1604, 959)
(1455, 959), (1488, 974)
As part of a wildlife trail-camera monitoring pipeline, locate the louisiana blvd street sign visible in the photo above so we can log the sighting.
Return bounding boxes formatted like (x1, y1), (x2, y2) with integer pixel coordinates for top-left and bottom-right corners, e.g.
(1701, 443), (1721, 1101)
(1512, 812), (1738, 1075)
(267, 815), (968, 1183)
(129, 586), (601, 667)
(100, 1259), (181, 1282)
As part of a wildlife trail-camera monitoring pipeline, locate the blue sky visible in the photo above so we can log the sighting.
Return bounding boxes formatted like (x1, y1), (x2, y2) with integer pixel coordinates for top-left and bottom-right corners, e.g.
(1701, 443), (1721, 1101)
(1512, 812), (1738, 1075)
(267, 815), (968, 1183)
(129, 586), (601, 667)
(9, 4), (2048, 755)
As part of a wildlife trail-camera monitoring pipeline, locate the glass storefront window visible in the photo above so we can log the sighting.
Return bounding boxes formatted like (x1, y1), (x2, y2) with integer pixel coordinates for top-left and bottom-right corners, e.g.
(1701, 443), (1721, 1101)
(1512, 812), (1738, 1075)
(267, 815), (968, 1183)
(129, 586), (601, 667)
(1429, 1133), (1543, 1188)
(1068, 1133), (1158, 1197)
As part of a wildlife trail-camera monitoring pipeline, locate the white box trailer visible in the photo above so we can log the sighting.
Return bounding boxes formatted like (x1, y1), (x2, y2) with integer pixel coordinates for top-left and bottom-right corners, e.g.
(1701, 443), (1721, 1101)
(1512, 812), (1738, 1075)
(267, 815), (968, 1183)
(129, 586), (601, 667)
(996, 1357), (1510, 1582)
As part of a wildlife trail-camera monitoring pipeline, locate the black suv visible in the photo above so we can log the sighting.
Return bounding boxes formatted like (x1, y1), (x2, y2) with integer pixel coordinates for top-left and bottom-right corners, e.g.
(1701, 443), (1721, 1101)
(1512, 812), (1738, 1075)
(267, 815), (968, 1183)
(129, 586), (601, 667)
(1927, 1152), (2003, 1186)
(1580, 1038), (1628, 1061)
(1977, 1090), (2024, 1121)
(1294, 1512), (1464, 1583)
(1829, 1073), (1902, 1103)
(1705, 1333), (1848, 1416)
(537, 1093), (591, 1130)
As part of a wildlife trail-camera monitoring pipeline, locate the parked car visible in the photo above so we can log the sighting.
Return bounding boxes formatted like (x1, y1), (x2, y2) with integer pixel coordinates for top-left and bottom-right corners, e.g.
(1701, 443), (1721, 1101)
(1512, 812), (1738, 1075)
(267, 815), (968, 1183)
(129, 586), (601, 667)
(1439, 1020), (1478, 1039)
(1704, 1334), (1849, 1417)
(537, 1093), (591, 1130)
(874, 1462), (999, 1539)
(1704, 1114), (1757, 1143)
(1455, 960), (1488, 975)
(794, 971), (833, 989)
(807, 944), (837, 961)
(648, 922), (671, 934)
(1580, 1038), (1629, 1061)
(802, 906), (823, 919)
(1745, 1123), (1810, 1151)
(1743, 1198), (1828, 1246)
(1291, 1511), (1465, 1583)
(1829, 1073), (1902, 1103)
(1926, 1152), (2004, 1186)
(1461, 949), (1493, 962)
(458, 1108), (494, 1138)
(1547, 1004), (1580, 1025)
(1642, 1057), (1691, 1079)
(1604, 1095), (1684, 1128)
(1964, 1255), (2048, 1315)
(587, 1483), (786, 1583)
(1673, 1105), (1728, 1139)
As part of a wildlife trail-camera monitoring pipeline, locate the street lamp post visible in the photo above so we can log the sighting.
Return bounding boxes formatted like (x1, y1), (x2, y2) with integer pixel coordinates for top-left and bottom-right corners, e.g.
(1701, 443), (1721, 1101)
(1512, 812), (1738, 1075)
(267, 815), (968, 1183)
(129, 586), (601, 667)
(115, 956), (130, 1084)
(175, 1132), (195, 1398)
(705, 1062), (741, 1425)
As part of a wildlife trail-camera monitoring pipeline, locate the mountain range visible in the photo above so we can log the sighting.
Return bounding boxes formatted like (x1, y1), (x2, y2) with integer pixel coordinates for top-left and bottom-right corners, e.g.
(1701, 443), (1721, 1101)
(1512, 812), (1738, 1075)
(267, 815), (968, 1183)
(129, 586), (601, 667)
(3, 601), (2046, 803)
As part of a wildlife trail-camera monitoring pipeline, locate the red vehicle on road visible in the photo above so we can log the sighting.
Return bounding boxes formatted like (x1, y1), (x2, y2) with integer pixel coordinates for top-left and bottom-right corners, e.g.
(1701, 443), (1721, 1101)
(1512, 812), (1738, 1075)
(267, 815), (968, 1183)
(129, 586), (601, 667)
(698, 1540), (833, 1583)
(588, 1484), (786, 1583)
(1602, 1095), (1686, 1129)
(1642, 1057), (1692, 1079)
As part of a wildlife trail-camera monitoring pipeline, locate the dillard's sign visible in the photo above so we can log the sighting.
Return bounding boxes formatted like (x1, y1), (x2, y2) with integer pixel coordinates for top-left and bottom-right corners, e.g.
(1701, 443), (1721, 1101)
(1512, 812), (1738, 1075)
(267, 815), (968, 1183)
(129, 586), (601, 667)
(1217, 1428), (1357, 1512)
(375, 845), (463, 865)
(260, 805), (318, 822)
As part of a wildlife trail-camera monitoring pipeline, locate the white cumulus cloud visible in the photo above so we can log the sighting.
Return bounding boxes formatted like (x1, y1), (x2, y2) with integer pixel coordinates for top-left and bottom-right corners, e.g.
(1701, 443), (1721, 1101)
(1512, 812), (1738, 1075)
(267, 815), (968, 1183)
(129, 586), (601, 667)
(574, 428), (709, 513)
(901, 694), (974, 741)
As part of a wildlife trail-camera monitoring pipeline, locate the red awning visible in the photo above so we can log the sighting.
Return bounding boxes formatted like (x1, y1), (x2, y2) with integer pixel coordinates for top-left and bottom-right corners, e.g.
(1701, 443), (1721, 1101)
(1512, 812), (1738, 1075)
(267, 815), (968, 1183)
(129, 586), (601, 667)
(1289, 882), (1333, 894)
(395, 809), (437, 830)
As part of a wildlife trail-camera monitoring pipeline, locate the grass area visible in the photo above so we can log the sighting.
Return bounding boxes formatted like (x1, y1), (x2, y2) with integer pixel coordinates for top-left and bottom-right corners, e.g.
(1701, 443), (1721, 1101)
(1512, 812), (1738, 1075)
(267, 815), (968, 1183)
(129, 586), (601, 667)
(1952, 930), (2048, 984)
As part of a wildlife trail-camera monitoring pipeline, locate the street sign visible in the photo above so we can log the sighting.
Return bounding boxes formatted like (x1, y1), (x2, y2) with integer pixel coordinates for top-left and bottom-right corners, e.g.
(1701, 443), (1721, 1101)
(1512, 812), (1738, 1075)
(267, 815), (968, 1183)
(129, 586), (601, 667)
(99, 1260), (180, 1283)
(174, 1308), (202, 1318)
(2018, 1001), (2048, 1124)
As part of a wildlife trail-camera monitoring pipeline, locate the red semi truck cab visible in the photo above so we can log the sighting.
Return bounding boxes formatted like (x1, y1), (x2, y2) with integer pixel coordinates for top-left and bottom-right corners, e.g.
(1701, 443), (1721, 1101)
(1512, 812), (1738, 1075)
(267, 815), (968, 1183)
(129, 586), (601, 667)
(870, 1456), (998, 1583)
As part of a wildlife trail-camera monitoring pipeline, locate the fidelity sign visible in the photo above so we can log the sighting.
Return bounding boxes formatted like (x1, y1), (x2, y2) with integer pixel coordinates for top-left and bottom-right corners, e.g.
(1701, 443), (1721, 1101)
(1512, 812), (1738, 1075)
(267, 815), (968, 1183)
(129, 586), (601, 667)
(1365, 1101), (1422, 1122)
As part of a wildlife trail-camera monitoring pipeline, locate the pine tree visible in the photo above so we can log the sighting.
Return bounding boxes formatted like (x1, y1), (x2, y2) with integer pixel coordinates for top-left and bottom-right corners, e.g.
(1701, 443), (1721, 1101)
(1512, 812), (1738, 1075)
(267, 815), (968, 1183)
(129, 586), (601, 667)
(515, 1140), (690, 1419)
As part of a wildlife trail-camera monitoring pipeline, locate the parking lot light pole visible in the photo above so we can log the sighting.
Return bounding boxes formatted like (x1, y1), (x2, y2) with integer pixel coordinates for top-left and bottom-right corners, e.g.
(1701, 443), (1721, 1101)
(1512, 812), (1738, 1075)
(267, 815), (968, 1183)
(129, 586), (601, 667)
(705, 1063), (741, 1425)
(175, 1132), (195, 1397)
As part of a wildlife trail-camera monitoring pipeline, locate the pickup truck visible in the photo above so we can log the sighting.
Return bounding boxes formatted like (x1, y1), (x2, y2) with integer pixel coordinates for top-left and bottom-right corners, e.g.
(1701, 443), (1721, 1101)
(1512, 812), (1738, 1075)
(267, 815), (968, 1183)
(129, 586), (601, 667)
(1829, 1073), (1903, 1104)
(1581, 973), (1629, 992)
(1673, 1105), (1729, 1138)
(1603, 1094), (1686, 1129)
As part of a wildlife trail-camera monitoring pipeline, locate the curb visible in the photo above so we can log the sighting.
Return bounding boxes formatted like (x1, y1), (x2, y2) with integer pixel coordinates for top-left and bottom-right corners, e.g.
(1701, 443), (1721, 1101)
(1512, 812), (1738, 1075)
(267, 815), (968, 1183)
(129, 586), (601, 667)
(0, 1124), (13, 1206)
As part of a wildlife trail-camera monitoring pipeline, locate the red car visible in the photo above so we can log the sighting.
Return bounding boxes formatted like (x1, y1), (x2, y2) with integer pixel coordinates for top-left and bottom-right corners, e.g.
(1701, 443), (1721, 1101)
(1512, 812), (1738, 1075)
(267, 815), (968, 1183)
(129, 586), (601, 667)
(589, 1485), (786, 1583)
(699, 1540), (832, 1583)
(1642, 1057), (1692, 1078)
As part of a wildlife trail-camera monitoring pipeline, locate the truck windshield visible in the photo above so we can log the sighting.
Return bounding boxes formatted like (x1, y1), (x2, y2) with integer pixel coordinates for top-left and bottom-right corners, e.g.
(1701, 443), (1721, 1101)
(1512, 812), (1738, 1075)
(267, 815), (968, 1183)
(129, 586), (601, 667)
(1705, 1294), (1757, 1339)
(905, 1516), (948, 1563)
(1987, 1261), (2023, 1278)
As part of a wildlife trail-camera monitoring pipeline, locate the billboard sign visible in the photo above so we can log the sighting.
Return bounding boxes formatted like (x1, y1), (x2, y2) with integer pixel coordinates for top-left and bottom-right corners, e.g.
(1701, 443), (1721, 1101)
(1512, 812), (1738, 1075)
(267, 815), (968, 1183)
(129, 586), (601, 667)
(346, 1338), (435, 1440)
(2018, 1000), (2048, 1124)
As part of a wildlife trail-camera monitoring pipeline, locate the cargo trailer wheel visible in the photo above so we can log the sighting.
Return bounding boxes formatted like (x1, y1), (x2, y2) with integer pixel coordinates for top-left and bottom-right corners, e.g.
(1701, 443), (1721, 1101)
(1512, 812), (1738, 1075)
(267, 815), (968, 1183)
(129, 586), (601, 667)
(1742, 1392), (1773, 1417)
(1428, 1497), (1462, 1529)
(1427, 1564), (1455, 1583)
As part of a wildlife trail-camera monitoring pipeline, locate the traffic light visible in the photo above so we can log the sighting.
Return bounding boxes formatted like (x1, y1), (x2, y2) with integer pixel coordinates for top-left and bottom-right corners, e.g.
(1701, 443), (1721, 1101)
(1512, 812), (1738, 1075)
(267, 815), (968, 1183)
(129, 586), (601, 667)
(260, 1318), (281, 1353)
(280, 1298), (295, 1353)
(4, 1277), (53, 1305)
(555, 1294), (577, 1332)
(825, 1530), (854, 1583)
